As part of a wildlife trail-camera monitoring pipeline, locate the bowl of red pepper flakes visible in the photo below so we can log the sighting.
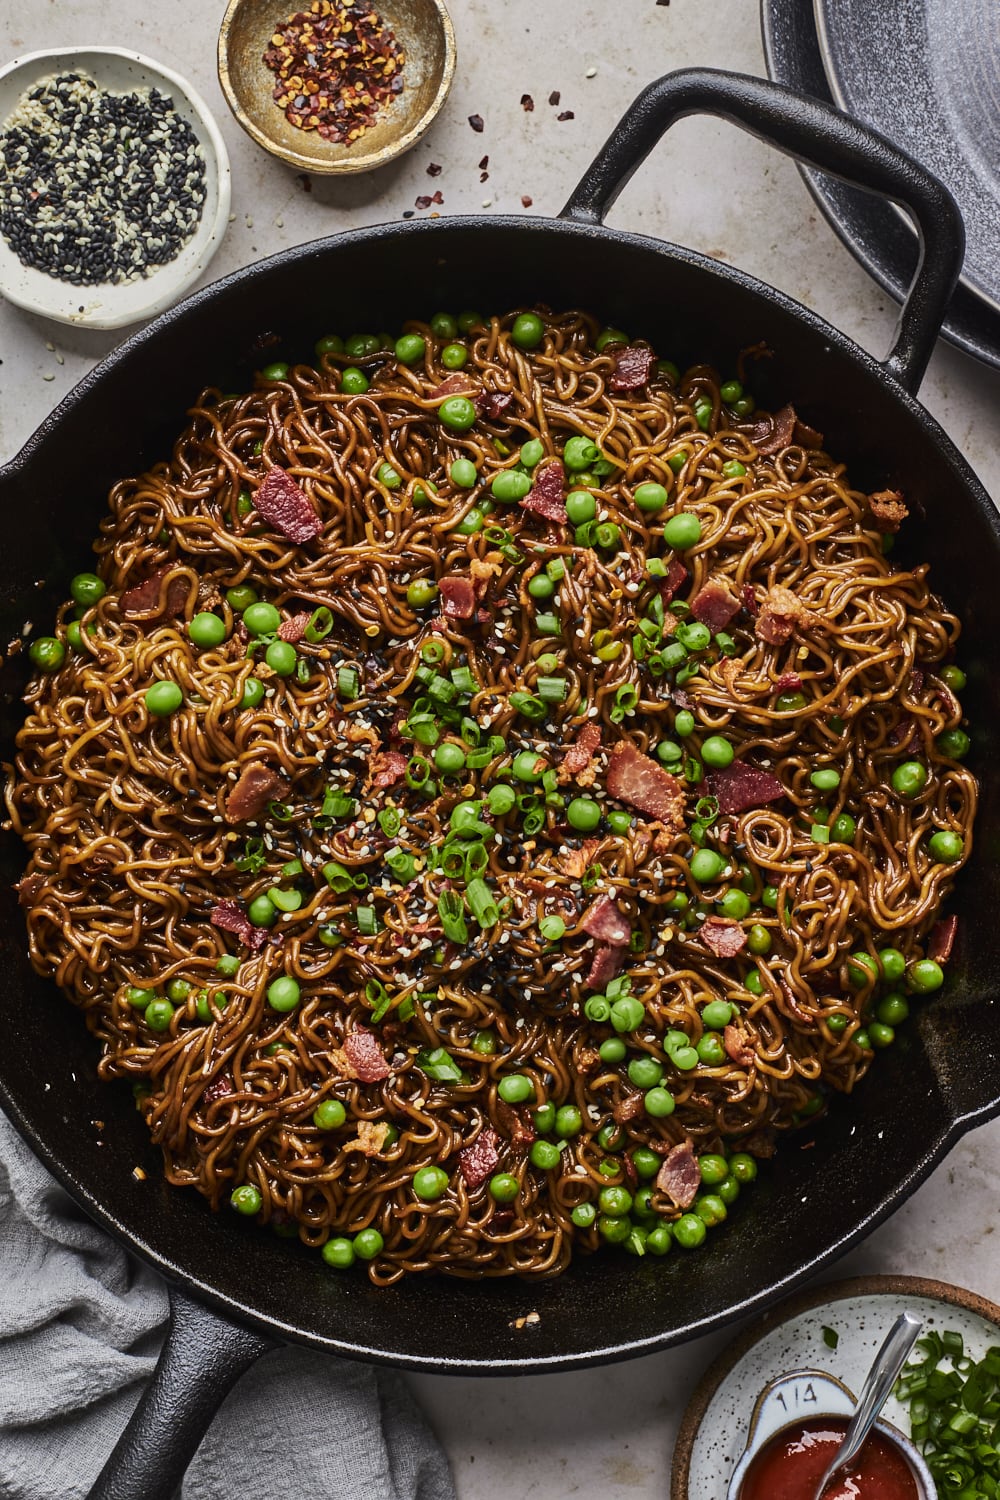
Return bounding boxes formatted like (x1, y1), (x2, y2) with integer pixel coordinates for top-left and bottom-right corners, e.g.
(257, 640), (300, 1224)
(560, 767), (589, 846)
(218, 0), (455, 174)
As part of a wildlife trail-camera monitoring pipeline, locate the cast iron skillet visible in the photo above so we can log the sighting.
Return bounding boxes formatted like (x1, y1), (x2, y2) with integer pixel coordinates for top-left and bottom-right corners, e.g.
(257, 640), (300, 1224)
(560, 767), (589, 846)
(1, 70), (998, 1500)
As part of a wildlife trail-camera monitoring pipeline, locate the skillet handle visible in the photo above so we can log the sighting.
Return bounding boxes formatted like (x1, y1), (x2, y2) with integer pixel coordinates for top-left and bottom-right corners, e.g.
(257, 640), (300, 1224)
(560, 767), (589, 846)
(87, 1286), (274, 1500)
(560, 67), (964, 396)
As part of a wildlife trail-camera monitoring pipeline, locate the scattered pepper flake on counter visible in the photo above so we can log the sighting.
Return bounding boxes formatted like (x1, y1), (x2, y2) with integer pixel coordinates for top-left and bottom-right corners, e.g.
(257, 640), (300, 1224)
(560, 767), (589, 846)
(520, 93), (534, 111)
(521, 194), (533, 207)
(468, 114), (484, 132)
(262, 0), (405, 146)
(557, 111), (575, 122)
(548, 90), (561, 106)
(426, 161), (442, 176)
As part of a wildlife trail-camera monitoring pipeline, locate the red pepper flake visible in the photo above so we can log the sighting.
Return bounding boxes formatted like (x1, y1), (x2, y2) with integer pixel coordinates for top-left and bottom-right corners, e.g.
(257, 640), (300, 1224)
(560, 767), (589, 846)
(520, 93), (534, 111)
(468, 113), (485, 132)
(479, 171), (489, 183)
(548, 90), (561, 105)
(431, 190), (443, 204)
(296, 172), (312, 192)
(262, 0), (406, 148)
(521, 194), (533, 207)
(415, 194), (432, 209)
(478, 155), (489, 169)
(557, 111), (575, 121)
(426, 162), (442, 176)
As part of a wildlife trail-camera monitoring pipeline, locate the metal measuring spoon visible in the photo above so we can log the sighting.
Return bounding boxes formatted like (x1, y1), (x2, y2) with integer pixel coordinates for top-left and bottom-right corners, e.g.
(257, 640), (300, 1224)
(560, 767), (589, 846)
(811, 1311), (923, 1500)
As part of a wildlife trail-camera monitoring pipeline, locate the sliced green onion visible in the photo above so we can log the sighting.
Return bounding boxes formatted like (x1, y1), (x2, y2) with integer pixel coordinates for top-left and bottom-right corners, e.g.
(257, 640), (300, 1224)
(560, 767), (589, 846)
(536, 676), (567, 702)
(510, 691), (547, 721)
(378, 807), (402, 838)
(534, 612), (561, 636)
(539, 914), (566, 941)
(420, 639), (446, 664)
(407, 712), (440, 747)
(385, 848), (418, 882)
(466, 878), (500, 928)
(451, 665), (477, 695)
(322, 860), (354, 893)
(438, 890), (469, 945)
(365, 979), (394, 1022)
(268, 800), (294, 822)
(356, 905), (379, 936)
(337, 667), (360, 699)
(305, 607), (334, 642)
(522, 807), (545, 836)
(416, 1047), (466, 1084)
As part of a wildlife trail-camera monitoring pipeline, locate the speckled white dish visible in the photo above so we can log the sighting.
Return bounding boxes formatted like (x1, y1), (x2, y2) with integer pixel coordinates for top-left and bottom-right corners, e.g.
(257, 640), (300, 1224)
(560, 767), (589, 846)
(0, 47), (231, 329)
(672, 1276), (1000, 1500)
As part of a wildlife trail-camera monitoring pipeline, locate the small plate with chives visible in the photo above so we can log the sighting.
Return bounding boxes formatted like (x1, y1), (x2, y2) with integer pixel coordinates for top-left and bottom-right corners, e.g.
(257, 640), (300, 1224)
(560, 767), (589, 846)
(0, 47), (231, 330)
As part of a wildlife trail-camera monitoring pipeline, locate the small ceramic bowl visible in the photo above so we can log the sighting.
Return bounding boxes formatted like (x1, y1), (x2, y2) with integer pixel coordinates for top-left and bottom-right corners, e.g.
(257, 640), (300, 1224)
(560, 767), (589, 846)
(0, 47), (231, 330)
(726, 1369), (935, 1500)
(217, 0), (456, 175)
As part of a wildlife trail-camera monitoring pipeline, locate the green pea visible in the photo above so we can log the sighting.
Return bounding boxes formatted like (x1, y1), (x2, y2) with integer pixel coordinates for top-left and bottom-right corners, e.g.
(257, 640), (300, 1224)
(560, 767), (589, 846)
(440, 396), (478, 434)
(530, 1140), (561, 1171)
(498, 1073), (534, 1104)
(145, 681), (183, 717)
(720, 380), (743, 404)
(377, 461), (402, 490)
(731, 395), (755, 417)
(533, 1102), (556, 1134)
(631, 1147), (661, 1180)
(413, 1165), (449, 1200)
(811, 768), (841, 792)
(701, 736), (734, 770)
(892, 760), (927, 798)
(744, 969), (764, 996)
(487, 784), (517, 815)
(566, 489), (597, 525)
(877, 992), (909, 1026)
(519, 438), (545, 469)
(188, 612), (227, 649)
(433, 741), (466, 775)
(260, 361), (290, 381)
(341, 367), (369, 395)
(166, 978), (192, 1002)
(225, 585), (258, 615)
(489, 1173), (519, 1203)
(826, 1013), (848, 1034)
(694, 398), (714, 431)
(265, 640), (297, 677)
(313, 1099), (347, 1130)
(65, 620), (85, 650)
(570, 1202), (597, 1229)
(610, 997), (645, 1033)
(646, 1223), (673, 1256)
(344, 333), (379, 358)
(697, 1034), (726, 1065)
(722, 460), (747, 479)
(445, 459), (476, 491)
(701, 1000), (733, 1030)
(929, 830), (963, 863)
(315, 333), (344, 357)
(608, 811), (632, 835)
(491, 469), (532, 503)
(527, 572), (555, 599)
(869, 1021), (895, 1048)
(563, 435), (599, 472)
(595, 328), (629, 352)
(567, 797), (601, 832)
(512, 750), (547, 782)
(690, 848), (726, 883)
(437, 343), (468, 372)
(674, 710), (696, 737)
(395, 333), (426, 365)
(940, 664), (966, 691)
(875, 947), (905, 983)
(627, 1056), (664, 1089)
(457, 310), (483, 334)
(455, 507), (484, 535)
(321, 1237), (355, 1268)
(126, 986), (156, 1010)
(472, 1030), (496, 1055)
(725, 1156), (755, 1189)
(145, 997), (175, 1032)
(29, 637), (65, 672)
(762, 886), (779, 909)
(936, 729), (970, 760)
(430, 312), (458, 340)
(634, 482), (669, 514)
(776, 691), (807, 713)
(657, 740), (683, 765)
(512, 313), (544, 349)
(239, 677), (264, 710)
(555, 1105), (582, 1137)
(699, 1153), (729, 1186)
(231, 1185), (262, 1215)
(599, 1185), (633, 1218)
(248, 895), (277, 927)
(667, 450), (688, 474)
(644, 1086), (675, 1117)
(597, 1123), (625, 1151)
(747, 924), (771, 956)
(70, 572), (106, 607)
(243, 602), (281, 636)
(848, 952), (878, 987)
(830, 814), (856, 843)
(909, 959), (944, 993)
(674, 1213), (707, 1249)
(406, 579), (439, 611)
(696, 1193), (727, 1227)
(267, 976), (301, 1012)
(599, 1037), (627, 1064)
(854, 1029), (872, 1050)
(717, 888), (751, 921)
(598, 1214), (631, 1244)
(353, 1228), (384, 1260)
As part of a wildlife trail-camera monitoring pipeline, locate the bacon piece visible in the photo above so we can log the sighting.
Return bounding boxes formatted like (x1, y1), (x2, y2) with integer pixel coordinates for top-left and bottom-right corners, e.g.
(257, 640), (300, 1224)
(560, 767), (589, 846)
(342, 1028), (391, 1083)
(496, 1100), (535, 1151)
(16, 873), (44, 907)
(700, 917), (747, 958)
(741, 583), (759, 617)
(756, 584), (812, 646)
(556, 837), (602, 879)
(708, 760), (785, 814)
(459, 1126), (501, 1189)
(659, 556), (689, 605)
(581, 894), (631, 946)
(888, 715), (916, 750)
(427, 373), (478, 404)
(690, 579), (739, 632)
(655, 1141), (701, 1209)
(747, 403), (797, 456)
(210, 899), (268, 951)
(224, 764), (288, 824)
(776, 672), (802, 692)
(609, 344), (655, 391)
(869, 488), (909, 533)
(277, 611), (313, 642)
(202, 1075), (234, 1104)
(520, 460), (567, 523)
(344, 1120), (390, 1155)
(369, 750), (407, 790)
(470, 554), (501, 600)
(778, 976), (811, 1026)
(929, 915), (958, 964)
(439, 576), (476, 619)
(120, 566), (190, 620)
(613, 1090), (645, 1123)
(584, 942), (626, 990)
(475, 390), (513, 421)
(560, 720), (602, 785)
(606, 739), (685, 829)
(724, 1023), (755, 1067)
(254, 468), (322, 544)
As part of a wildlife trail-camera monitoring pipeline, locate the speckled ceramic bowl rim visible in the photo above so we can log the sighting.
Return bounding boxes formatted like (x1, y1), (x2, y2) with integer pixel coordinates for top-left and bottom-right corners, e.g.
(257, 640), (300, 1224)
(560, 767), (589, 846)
(216, 0), (457, 175)
(671, 1275), (1000, 1498)
(0, 46), (231, 330)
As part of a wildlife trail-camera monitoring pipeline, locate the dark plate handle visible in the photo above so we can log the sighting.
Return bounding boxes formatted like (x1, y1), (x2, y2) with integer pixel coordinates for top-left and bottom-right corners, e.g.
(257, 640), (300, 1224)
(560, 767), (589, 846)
(87, 1286), (274, 1500)
(561, 67), (964, 395)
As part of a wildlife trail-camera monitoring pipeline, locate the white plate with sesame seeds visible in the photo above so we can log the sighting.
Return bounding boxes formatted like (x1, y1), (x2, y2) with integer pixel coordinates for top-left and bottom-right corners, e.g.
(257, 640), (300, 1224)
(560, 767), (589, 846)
(0, 46), (231, 330)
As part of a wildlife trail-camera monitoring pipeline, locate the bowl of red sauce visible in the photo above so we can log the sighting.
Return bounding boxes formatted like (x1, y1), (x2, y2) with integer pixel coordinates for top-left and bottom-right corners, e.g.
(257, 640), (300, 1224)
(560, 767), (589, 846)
(727, 1372), (934, 1500)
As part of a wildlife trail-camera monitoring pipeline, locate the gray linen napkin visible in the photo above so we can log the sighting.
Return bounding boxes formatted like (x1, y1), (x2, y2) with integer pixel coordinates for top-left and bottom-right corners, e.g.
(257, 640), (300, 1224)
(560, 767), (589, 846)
(0, 1111), (455, 1500)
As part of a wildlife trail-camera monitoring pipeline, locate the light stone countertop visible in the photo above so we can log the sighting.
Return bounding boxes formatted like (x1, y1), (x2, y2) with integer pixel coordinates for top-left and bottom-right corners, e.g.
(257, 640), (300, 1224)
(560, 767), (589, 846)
(2, 2), (999, 1496)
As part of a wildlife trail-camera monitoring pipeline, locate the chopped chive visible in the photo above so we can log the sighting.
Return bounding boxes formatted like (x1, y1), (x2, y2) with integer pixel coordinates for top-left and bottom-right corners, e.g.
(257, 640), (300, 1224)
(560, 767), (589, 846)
(438, 890), (469, 944)
(536, 676), (567, 702)
(378, 807), (402, 838)
(305, 607), (334, 642)
(337, 666), (359, 699)
(356, 905), (379, 936)
(467, 877), (500, 928)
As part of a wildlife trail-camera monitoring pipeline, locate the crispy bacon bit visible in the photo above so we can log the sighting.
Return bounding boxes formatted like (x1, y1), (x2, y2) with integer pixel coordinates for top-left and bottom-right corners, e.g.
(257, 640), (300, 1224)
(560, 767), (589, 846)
(701, 918), (747, 958)
(659, 556), (689, 604)
(427, 373), (478, 404)
(254, 468), (322, 545)
(342, 1028), (391, 1083)
(756, 584), (812, 646)
(561, 720), (601, 777)
(656, 1141), (701, 1209)
(775, 672), (802, 692)
(202, 1075), (234, 1104)
(741, 583), (759, 617)
(584, 942), (626, 990)
(459, 1126), (501, 1189)
(609, 344), (655, 392)
(606, 739), (685, 829)
(887, 715), (916, 751)
(577, 1046), (601, 1074)
(277, 611), (312, 642)
(224, 764), (288, 824)
(929, 915), (958, 964)
(613, 1090), (645, 1123)
(439, 576), (476, 619)
(869, 488), (909, 533)
(549, 90), (561, 105)
(470, 554), (501, 600)
(690, 579), (739, 632)
(16, 873), (44, 907)
(521, 195), (533, 208)
(778, 977), (811, 1026)
(747, 403), (797, 456)
(369, 750), (407, 790)
(557, 110), (575, 121)
(724, 1024), (755, 1067)
(211, 899), (267, 951)
(120, 566), (190, 620)
(520, 460), (566, 522)
(556, 837), (601, 879)
(708, 760), (786, 814)
(581, 894), (631, 946)
(474, 390), (513, 421)
(496, 1100), (535, 1151)
(345, 1120), (390, 1156)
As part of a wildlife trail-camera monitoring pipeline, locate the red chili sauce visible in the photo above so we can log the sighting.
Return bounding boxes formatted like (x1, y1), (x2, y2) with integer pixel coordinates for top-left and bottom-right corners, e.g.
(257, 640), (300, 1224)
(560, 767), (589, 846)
(739, 1418), (920, 1500)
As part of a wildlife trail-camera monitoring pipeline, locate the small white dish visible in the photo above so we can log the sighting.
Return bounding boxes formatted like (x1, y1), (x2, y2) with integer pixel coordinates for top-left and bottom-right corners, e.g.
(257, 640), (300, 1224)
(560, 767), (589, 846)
(0, 47), (231, 330)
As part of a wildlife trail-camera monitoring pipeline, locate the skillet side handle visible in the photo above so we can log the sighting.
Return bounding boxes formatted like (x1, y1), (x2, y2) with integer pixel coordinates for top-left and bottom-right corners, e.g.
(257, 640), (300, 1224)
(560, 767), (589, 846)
(560, 67), (964, 396)
(87, 1286), (274, 1500)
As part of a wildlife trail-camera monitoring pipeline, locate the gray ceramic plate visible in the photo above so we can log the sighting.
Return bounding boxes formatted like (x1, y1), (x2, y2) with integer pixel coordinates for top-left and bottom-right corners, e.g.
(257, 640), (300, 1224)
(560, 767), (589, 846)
(761, 0), (1000, 372)
(815, 0), (1000, 313)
